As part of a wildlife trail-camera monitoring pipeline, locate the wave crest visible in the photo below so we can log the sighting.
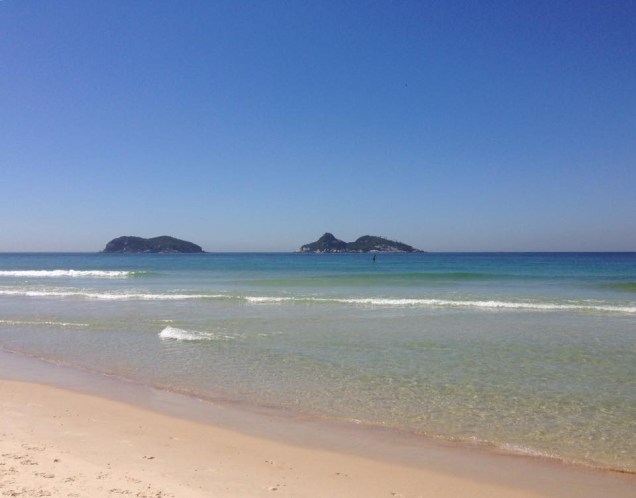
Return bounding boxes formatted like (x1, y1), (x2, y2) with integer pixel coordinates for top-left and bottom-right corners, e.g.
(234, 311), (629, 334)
(0, 270), (139, 278)
(244, 296), (636, 314)
(159, 326), (236, 342)
(1, 289), (633, 314)
(0, 290), (219, 301)
(0, 319), (89, 328)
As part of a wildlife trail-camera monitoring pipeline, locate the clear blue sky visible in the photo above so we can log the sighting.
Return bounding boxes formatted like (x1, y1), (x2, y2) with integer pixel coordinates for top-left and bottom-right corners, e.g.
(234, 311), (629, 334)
(1, 1), (634, 252)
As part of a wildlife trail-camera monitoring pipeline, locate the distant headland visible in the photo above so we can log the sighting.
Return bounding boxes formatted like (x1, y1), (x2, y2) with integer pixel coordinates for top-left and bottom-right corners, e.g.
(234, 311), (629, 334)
(300, 233), (423, 253)
(102, 236), (204, 253)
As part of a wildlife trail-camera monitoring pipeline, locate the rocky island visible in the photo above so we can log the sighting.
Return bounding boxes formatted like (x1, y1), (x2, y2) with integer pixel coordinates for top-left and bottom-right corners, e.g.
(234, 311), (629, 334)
(300, 233), (422, 253)
(102, 236), (204, 253)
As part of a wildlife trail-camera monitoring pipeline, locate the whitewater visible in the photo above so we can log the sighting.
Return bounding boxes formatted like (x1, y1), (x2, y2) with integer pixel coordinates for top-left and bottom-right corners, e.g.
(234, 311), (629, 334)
(0, 251), (634, 473)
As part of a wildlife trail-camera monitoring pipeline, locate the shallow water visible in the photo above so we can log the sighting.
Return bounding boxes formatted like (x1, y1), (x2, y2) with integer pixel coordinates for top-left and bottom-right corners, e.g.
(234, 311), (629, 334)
(0, 252), (634, 472)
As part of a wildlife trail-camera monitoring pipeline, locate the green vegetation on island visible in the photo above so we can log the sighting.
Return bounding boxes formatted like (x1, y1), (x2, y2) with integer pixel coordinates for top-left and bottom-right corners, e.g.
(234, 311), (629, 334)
(299, 233), (348, 253)
(300, 233), (423, 253)
(103, 236), (204, 253)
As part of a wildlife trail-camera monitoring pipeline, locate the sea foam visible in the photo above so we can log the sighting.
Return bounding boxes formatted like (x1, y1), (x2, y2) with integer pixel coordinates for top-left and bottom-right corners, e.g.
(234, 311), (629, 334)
(245, 295), (636, 314)
(1, 289), (634, 314)
(159, 326), (236, 342)
(0, 270), (137, 278)
(0, 290), (218, 301)
(244, 296), (294, 304)
(0, 319), (89, 328)
(335, 297), (636, 313)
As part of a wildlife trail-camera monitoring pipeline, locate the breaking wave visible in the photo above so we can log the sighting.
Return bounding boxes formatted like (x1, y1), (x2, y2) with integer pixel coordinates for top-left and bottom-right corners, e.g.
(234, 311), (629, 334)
(0, 319), (89, 328)
(0, 270), (141, 278)
(245, 295), (636, 313)
(331, 297), (636, 313)
(159, 326), (237, 342)
(1, 289), (633, 314)
(0, 290), (224, 301)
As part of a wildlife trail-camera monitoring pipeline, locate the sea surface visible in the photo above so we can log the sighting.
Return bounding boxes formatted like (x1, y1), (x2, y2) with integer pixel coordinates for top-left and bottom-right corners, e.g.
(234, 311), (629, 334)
(0, 252), (634, 472)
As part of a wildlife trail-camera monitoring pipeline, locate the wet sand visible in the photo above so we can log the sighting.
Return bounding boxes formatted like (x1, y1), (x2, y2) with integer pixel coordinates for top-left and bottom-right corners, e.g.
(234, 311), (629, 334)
(0, 351), (634, 497)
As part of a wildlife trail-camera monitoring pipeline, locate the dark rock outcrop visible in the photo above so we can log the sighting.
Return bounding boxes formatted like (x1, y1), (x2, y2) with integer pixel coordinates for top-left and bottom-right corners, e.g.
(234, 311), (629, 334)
(346, 235), (421, 253)
(299, 233), (347, 253)
(300, 233), (422, 253)
(103, 236), (204, 253)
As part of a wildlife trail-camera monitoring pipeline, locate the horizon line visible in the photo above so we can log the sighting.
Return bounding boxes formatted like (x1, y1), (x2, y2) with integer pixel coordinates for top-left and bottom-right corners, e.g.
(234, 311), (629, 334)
(1, 250), (634, 255)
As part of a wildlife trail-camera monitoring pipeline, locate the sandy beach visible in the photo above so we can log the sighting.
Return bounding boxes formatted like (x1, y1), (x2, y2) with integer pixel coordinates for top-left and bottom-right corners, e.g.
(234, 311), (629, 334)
(3, 0), (635, 494)
(1, 372), (634, 498)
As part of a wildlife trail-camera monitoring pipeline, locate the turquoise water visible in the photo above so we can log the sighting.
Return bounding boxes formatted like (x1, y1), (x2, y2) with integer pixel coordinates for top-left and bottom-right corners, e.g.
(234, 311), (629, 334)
(0, 252), (634, 472)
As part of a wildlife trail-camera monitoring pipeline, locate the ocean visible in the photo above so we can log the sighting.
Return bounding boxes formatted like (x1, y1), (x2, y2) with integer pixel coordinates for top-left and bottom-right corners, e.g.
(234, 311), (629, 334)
(0, 252), (634, 473)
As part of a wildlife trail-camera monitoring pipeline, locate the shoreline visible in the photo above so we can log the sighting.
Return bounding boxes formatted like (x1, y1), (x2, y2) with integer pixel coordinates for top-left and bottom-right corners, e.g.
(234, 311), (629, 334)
(1, 349), (634, 497)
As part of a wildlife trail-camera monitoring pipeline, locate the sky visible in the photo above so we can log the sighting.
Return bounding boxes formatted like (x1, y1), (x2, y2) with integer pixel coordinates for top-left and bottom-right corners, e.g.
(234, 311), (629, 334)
(1, 1), (634, 252)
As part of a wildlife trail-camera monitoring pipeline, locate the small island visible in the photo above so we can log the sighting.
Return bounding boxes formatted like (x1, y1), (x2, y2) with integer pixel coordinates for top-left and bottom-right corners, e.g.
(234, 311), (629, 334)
(102, 236), (204, 253)
(300, 233), (423, 253)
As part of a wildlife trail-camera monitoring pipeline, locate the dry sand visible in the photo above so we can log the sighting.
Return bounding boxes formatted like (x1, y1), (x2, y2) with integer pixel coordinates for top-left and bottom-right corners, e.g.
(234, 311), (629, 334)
(1, 379), (634, 497)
